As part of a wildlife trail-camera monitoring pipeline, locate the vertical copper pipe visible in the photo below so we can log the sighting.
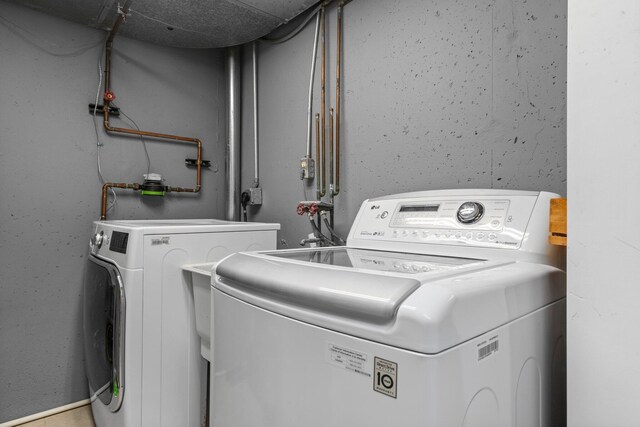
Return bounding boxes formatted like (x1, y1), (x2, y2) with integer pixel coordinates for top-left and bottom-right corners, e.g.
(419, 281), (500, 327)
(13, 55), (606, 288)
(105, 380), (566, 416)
(320, 7), (327, 198)
(329, 108), (334, 195)
(315, 113), (320, 198)
(334, 2), (343, 196)
(101, 182), (140, 220)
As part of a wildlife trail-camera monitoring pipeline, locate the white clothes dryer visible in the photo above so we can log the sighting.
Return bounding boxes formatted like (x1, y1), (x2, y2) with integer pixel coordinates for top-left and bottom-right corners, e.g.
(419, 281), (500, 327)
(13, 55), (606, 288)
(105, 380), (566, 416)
(211, 190), (566, 427)
(83, 219), (279, 427)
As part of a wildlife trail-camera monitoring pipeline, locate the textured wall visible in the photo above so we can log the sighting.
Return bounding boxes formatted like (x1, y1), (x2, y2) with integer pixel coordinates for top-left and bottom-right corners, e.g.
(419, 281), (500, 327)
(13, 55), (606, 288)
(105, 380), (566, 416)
(241, 0), (566, 248)
(0, 1), (225, 422)
(567, 1), (640, 425)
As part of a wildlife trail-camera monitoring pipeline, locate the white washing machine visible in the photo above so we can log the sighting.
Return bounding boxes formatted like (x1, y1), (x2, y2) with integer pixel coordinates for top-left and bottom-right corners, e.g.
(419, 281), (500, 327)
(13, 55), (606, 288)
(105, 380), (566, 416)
(83, 219), (279, 427)
(211, 190), (566, 426)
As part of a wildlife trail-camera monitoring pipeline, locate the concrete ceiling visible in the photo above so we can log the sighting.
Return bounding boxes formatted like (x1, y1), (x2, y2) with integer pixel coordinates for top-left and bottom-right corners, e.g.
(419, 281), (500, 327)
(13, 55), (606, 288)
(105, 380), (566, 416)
(4, 0), (317, 47)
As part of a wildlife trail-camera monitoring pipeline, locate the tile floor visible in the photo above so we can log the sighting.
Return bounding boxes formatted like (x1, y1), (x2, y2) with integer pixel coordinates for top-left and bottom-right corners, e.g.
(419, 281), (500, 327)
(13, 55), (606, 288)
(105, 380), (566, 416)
(17, 405), (95, 427)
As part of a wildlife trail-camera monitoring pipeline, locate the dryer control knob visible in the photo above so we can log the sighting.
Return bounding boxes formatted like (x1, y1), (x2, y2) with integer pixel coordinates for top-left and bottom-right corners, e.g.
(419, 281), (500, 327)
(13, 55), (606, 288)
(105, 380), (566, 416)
(90, 231), (104, 249)
(457, 202), (485, 224)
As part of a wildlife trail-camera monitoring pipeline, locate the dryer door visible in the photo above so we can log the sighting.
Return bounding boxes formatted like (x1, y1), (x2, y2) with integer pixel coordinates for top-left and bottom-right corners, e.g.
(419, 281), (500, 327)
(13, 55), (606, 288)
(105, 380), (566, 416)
(83, 255), (125, 412)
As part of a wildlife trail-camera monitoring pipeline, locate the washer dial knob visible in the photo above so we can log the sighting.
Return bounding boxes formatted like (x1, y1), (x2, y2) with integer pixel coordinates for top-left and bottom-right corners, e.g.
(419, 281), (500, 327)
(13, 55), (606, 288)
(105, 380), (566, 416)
(457, 202), (485, 224)
(90, 231), (104, 249)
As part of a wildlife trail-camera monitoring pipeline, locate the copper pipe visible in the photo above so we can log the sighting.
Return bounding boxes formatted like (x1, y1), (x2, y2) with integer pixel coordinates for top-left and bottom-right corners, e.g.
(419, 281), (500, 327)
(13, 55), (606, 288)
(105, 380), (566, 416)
(329, 108), (334, 195)
(315, 113), (321, 198)
(320, 7), (327, 198)
(101, 182), (140, 220)
(334, 1), (343, 196)
(104, 0), (131, 94)
(99, 4), (203, 220)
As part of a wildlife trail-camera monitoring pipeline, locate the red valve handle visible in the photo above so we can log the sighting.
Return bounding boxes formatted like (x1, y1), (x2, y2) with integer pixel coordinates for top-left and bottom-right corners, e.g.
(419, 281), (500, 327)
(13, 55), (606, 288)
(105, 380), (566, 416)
(104, 91), (116, 102)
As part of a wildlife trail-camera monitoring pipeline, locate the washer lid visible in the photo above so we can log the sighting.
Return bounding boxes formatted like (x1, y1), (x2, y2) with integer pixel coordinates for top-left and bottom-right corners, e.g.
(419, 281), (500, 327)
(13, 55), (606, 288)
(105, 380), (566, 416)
(215, 247), (487, 324)
(215, 247), (565, 353)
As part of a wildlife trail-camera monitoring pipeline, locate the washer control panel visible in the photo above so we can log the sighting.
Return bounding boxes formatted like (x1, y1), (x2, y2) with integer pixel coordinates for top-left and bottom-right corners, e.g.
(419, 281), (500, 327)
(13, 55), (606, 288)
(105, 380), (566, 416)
(351, 193), (539, 249)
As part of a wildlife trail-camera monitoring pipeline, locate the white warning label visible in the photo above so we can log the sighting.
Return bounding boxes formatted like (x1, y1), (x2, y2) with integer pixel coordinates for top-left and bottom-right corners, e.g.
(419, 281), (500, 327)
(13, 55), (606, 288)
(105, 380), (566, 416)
(373, 357), (397, 399)
(326, 343), (371, 377)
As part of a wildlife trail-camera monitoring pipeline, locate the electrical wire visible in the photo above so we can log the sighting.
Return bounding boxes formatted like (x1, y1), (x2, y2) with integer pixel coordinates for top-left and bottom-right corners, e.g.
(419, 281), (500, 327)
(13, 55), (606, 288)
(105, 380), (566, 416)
(110, 103), (152, 175)
(241, 192), (250, 222)
(0, 14), (103, 57)
(301, 179), (310, 202)
(92, 38), (118, 214)
(259, 3), (323, 44)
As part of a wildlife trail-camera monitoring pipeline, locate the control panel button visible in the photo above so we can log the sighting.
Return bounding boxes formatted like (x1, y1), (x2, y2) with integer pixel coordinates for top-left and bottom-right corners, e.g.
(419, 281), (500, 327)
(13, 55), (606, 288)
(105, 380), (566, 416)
(488, 233), (497, 241)
(476, 232), (485, 240)
(457, 202), (485, 224)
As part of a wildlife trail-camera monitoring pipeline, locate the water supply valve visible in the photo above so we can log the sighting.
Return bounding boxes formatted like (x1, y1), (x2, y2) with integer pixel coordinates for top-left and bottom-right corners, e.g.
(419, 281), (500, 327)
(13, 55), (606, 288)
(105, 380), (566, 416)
(296, 201), (333, 217)
(104, 90), (116, 102)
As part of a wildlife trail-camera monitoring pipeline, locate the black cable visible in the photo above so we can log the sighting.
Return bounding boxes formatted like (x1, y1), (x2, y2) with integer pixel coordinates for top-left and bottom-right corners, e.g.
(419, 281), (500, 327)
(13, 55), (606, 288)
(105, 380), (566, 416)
(322, 215), (346, 245)
(241, 192), (250, 222)
(309, 215), (335, 246)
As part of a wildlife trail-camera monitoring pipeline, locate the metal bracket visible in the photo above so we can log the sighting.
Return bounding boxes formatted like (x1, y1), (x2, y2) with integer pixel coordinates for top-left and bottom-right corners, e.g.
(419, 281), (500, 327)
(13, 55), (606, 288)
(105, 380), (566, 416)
(185, 158), (211, 168)
(88, 104), (120, 116)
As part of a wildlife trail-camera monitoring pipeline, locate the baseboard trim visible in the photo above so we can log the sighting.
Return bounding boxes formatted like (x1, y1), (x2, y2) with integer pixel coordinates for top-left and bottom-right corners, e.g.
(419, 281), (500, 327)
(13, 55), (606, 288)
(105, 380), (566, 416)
(0, 399), (91, 427)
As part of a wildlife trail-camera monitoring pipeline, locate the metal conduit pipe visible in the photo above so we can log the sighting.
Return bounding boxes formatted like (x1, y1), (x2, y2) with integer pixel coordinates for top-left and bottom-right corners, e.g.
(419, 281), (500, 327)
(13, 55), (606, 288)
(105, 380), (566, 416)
(99, 0), (204, 220)
(226, 46), (242, 221)
(334, 1), (343, 196)
(306, 11), (322, 158)
(320, 7), (327, 198)
(252, 42), (260, 188)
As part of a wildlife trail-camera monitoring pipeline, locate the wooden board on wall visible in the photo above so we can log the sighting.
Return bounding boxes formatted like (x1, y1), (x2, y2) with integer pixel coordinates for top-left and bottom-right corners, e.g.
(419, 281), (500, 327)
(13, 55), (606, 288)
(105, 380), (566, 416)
(549, 198), (567, 246)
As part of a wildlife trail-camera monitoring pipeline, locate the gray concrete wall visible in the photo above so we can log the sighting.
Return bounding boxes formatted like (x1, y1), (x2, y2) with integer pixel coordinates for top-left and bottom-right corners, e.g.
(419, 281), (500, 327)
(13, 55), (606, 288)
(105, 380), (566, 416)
(0, 1), (225, 422)
(241, 0), (566, 248)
